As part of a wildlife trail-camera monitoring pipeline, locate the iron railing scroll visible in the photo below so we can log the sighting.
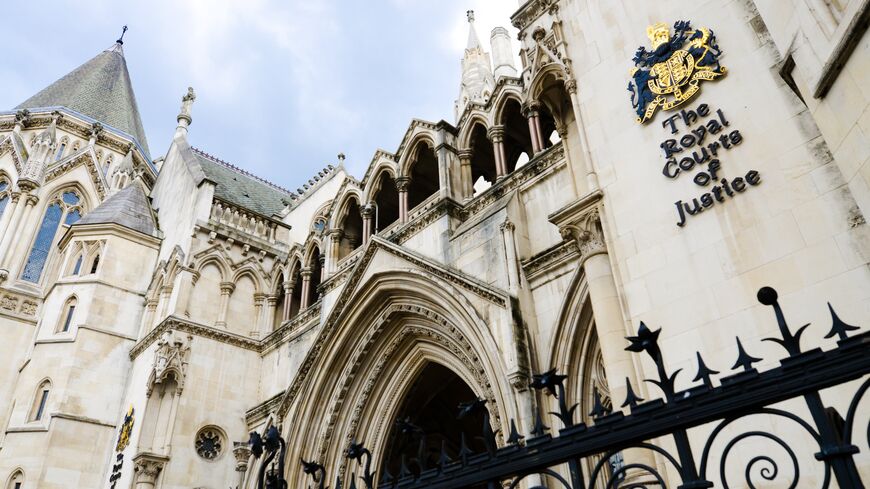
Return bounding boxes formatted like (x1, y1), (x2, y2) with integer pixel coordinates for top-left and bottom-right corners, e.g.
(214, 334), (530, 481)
(245, 286), (870, 489)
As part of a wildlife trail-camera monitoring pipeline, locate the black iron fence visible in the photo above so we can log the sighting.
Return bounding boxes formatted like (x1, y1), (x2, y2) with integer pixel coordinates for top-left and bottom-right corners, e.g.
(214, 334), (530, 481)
(249, 287), (870, 488)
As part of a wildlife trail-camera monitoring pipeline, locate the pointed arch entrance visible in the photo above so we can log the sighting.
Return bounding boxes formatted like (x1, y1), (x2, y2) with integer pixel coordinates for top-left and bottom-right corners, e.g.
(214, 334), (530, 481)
(380, 362), (486, 478)
(277, 270), (519, 488)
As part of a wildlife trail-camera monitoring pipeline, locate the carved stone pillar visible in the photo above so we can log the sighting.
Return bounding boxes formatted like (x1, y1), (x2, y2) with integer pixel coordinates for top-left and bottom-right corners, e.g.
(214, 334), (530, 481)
(282, 280), (294, 322)
(549, 192), (654, 479)
(252, 293), (266, 338)
(524, 102), (544, 154)
(0, 192), (20, 259)
(565, 78), (599, 193)
(318, 254), (326, 285)
(132, 453), (168, 489)
(216, 282), (235, 328)
(458, 149), (473, 201)
(173, 268), (197, 319)
(396, 176), (410, 223)
(299, 268), (312, 310)
(233, 442), (252, 488)
(264, 295), (278, 335)
(0, 193), (35, 271)
(500, 219), (520, 293)
(142, 299), (159, 332)
(327, 228), (343, 274)
(156, 285), (173, 322)
(361, 205), (374, 245)
(488, 125), (507, 178)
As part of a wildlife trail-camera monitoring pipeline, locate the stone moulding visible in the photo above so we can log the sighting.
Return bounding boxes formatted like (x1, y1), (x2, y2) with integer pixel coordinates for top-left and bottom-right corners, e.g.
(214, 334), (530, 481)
(521, 239), (580, 282)
(510, 0), (555, 30)
(244, 390), (286, 427)
(129, 316), (260, 360)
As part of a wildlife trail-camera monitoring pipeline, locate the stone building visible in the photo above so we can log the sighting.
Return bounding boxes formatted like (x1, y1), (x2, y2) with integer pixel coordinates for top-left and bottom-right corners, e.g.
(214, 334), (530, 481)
(0, 0), (868, 488)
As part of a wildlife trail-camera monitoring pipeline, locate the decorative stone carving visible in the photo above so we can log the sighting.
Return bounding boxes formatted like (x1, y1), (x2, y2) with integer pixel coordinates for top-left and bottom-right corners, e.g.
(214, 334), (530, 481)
(548, 190), (607, 262)
(233, 442), (252, 472)
(147, 330), (192, 396)
(132, 452), (168, 487)
(194, 426), (224, 460)
(177, 87), (196, 125)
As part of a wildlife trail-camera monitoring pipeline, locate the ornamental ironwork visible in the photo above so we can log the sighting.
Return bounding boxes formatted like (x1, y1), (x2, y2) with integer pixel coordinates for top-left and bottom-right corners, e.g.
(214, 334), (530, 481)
(248, 286), (870, 489)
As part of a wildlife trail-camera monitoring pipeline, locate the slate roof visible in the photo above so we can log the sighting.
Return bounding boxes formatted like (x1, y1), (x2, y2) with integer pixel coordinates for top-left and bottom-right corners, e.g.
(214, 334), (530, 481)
(75, 183), (158, 237)
(191, 148), (295, 218)
(16, 43), (149, 155)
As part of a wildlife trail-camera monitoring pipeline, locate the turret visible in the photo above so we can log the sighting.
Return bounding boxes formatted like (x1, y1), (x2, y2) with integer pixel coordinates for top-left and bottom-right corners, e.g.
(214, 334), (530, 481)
(490, 27), (517, 79)
(454, 10), (495, 121)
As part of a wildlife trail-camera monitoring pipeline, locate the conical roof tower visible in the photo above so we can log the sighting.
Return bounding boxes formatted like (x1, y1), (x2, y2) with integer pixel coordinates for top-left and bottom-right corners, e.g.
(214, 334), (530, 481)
(16, 29), (149, 155)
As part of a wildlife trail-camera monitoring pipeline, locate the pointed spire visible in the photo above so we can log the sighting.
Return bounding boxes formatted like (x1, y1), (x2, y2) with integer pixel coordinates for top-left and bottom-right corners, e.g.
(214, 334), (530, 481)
(16, 35), (149, 155)
(466, 10), (481, 50)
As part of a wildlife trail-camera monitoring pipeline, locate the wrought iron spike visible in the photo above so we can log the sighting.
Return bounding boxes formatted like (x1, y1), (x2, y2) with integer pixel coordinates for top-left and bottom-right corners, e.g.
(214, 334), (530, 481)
(731, 337), (762, 371)
(348, 472), (358, 489)
(248, 431), (264, 458)
(589, 387), (608, 418)
(621, 377), (644, 408)
(625, 321), (662, 361)
(458, 432), (473, 465)
(506, 419), (524, 445)
(438, 439), (451, 470)
(758, 286), (807, 357)
(529, 368), (568, 398)
(692, 352), (719, 388)
(825, 302), (860, 341)
(457, 398), (487, 418)
(530, 410), (549, 436)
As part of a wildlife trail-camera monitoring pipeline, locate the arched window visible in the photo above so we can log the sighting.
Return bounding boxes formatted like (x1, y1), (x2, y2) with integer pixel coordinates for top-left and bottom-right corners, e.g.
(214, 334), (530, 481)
(72, 254), (83, 275)
(467, 123), (497, 198)
(89, 254), (100, 274)
(406, 143), (440, 212)
(29, 380), (51, 422)
(372, 172), (399, 233)
(499, 99), (534, 174)
(57, 297), (77, 333)
(21, 190), (84, 283)
(54, 139), (68, 161)
(6, 470), (24, 489)
(0, 179), (9, 221)
(337, 197), (363, 261)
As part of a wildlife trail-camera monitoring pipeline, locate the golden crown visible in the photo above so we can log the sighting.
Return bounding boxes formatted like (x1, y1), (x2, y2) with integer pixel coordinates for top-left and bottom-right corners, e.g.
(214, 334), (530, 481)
(646, 22), (671, 48)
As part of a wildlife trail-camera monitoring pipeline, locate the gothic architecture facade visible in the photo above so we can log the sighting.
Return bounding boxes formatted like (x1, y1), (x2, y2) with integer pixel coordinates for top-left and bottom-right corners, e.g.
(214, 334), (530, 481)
(0, 0), (868, 487)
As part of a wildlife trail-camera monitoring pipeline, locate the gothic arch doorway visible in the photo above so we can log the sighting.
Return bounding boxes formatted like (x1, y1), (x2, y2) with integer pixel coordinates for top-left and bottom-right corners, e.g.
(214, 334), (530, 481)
(379, 362), (486, 478)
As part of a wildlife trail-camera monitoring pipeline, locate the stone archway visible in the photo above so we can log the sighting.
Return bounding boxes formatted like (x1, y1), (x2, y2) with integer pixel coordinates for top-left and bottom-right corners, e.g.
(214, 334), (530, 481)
(379, 362), (485, 478)
(278, 270), (518, 489)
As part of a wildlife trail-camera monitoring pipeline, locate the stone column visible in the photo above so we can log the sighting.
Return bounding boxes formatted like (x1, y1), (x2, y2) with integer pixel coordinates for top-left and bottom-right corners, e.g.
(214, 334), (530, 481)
(174, 268), (197, 319)
(216, 282), (235, 328)
(361, 205), (374, 245)
(233, 443), (252, 489)
(396, 176), (410, 223)
(488, 126), (507, 179)
(282, 280), (294, 322)
(553, 202), (656, 479)
(142, 299), (159, 332)
(0, 192), (19, 246)
(500, 219), (520, 293)
(458, 150), (473, 201)
(525, 101), (544, 154)
(565, 79), (599, 193)
(264, 295), (278, 335)
(318, 255), (326, 285)
(299, 268), (312, 310)
(327, 229), (343, 274)
(0, 193), (33, 271)
(156, 286), (173, 322)
(252, 293), (266, 338)
(132, 454), (168, 489)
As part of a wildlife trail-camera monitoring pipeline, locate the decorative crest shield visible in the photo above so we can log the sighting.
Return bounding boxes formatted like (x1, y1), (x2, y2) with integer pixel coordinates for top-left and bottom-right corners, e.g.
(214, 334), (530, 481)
(628, 21), (726, 123)
(115, 406), (135, 452)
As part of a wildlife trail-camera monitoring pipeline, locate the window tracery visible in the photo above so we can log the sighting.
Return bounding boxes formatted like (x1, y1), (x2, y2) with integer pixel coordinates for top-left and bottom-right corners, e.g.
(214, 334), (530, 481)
(21, 189), (84, 283)
(194, 426), (225, 460)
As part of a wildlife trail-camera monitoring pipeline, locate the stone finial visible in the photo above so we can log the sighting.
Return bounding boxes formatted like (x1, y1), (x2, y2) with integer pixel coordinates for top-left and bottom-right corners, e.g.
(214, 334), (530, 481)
(337, 153), (346, 163)
(176, 87), (196, 136)
(467, 10), (475, 23)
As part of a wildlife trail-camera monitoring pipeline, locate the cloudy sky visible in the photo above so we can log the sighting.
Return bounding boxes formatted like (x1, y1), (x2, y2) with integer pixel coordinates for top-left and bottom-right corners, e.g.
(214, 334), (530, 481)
(1, 0), (520, 190)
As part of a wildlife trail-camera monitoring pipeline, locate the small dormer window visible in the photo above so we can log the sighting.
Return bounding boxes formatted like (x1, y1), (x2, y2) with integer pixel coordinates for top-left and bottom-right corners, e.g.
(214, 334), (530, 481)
(55, 143), (66, 161)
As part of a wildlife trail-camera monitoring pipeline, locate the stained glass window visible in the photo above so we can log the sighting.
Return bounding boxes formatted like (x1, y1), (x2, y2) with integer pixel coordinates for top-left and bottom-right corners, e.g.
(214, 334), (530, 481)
(54, 143), (66, 161)
(62, 192), (80, 205)
(65, 209), (81, 225)
(0, 181), (8, 221)
(21, 204), (63, 282)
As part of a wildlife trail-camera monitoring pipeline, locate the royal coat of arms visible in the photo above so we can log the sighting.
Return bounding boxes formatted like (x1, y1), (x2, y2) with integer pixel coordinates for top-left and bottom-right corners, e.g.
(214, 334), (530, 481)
(115, 406), (135, 452)
(628, 21), (726, 123)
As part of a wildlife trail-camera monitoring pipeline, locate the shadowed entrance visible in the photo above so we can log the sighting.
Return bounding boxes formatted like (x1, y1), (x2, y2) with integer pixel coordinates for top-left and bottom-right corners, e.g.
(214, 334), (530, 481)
(380, 362), (486, 480)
